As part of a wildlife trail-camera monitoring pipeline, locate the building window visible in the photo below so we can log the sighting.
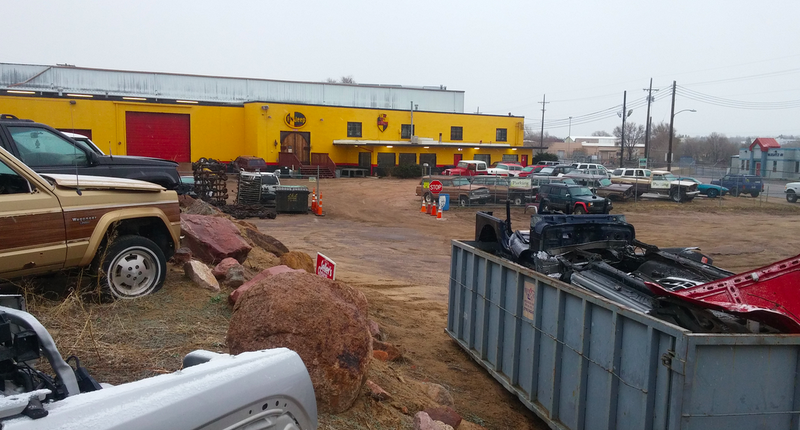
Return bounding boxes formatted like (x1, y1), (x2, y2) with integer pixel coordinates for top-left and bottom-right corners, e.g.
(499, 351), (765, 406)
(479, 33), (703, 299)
(746, 160), (750, 170)
(496, 128), (507, 142)
(741, 160), (745, 170)
(401, 124), (416, 139)
(474, 154), (490, 164)
(557, 150), (565, 159)
(398, 153), (416, 165)
(501, 154), (518, 162)
(347, 122), (362, 137)
(796, 161), (799, 173)
(450, 126), (463, 141)
(773, 161), (777, 172)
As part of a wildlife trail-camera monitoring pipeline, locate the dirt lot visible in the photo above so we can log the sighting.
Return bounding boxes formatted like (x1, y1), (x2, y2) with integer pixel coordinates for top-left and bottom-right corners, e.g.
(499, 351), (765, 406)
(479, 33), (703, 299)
(25, 177), (800, 430)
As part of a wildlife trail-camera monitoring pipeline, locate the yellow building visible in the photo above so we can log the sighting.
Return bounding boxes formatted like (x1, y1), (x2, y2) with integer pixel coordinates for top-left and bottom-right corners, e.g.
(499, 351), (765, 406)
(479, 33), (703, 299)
(0, 63), (526, 176)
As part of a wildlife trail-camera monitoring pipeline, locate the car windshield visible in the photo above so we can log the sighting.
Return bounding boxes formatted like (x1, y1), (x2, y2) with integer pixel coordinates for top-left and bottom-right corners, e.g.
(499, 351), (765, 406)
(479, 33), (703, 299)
(570, 187), (594, 196)
(663, 173), (678, 181)
(522, 166), (535, 172)
(452, 177), (470, 186)
(261, 175), (279, 185)
(456, 161), (470, 168)
(539, 167), (554, 175)
(599, 178), (612, 186)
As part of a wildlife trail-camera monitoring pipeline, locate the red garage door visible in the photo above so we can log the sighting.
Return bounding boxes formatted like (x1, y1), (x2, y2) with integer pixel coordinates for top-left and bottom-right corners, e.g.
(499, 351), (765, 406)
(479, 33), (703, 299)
(126, 112), (190, 162)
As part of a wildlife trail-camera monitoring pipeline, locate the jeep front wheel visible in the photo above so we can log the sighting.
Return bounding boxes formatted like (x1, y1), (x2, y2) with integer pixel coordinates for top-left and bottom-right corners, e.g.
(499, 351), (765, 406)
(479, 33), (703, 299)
(96, 235), (167, 299)
(573, 205), (586, 215)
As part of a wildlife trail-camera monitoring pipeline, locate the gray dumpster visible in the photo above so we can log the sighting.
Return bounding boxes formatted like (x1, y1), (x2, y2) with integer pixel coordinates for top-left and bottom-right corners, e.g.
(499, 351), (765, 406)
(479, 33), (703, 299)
(446, 240), (800, 430)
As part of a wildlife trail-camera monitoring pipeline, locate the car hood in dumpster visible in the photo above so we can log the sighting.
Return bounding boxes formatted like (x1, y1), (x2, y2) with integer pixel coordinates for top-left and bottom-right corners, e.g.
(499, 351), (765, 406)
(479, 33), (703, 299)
(475, 207), (800, 333)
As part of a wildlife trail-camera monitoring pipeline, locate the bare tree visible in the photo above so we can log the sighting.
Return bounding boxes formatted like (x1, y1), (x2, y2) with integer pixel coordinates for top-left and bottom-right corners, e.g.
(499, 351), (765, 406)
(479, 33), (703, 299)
(705, 132), (735, 163)
(613, 122), (646, 161)
(324, 76), (356, 84)
(591, 130), (611, 137)
(648, 122), (671, 164)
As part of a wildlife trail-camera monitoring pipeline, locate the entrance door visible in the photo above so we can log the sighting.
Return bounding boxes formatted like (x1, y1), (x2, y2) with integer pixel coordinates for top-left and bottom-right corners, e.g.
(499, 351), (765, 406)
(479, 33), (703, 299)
(281, 132), (311, 164)
(126, 112), (190, 162)
(521, 154), (528, 166)
(454, 154), (462, 165)
(755, 162), (762, 176)
(358, 152), (371, 175)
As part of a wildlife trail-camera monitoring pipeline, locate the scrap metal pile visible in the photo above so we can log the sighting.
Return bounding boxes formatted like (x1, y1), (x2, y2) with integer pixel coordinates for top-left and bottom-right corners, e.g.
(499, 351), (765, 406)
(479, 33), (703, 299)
(476, 204), (800, 333)
(192, 158), (229, 206)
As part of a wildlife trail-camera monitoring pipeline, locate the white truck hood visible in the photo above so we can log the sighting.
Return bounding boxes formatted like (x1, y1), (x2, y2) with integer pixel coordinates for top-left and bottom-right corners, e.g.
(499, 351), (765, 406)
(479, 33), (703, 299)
(41, 174), (165, 192)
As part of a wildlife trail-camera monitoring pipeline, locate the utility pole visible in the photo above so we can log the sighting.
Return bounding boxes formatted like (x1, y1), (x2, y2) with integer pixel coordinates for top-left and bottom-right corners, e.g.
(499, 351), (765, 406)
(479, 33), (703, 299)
(643, 78), (658, 165)
(619, 91), (626, 168)
(667, 80), (677, 171)
(538, 94), (548, 155)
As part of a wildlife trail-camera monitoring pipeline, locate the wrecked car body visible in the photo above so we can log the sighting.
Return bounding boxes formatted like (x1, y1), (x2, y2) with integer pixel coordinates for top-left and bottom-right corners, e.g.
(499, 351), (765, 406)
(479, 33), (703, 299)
(475, 206), (797, 333)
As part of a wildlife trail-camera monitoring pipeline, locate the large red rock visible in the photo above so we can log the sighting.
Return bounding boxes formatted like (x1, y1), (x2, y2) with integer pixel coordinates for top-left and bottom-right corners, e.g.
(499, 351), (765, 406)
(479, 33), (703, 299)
(227, 271), (372, 413)
(181, 214), (252, 264)
(228, 265), (304, 305)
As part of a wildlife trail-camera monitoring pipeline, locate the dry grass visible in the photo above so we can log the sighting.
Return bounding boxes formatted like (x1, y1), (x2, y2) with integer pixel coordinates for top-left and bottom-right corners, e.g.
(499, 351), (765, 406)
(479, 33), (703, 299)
(23, 266), (231, 385)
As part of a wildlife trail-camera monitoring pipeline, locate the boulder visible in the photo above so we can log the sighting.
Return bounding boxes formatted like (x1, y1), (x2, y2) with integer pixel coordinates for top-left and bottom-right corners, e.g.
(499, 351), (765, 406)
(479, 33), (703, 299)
(212, 257), (242, 279)
(170, 247), (193, 265)
(421, 382), (454, 408)
(181, 214), (252, 264)
(184, 260), (220, 291)
(279, 251), (315, 273)
(372, 350), (389, 361)
(228, 265), (304, 305)
(423, 406), (462, 429)
(244, 228), (289, 257)
(225, 265), (246, 288)
(178, 194), (196, 209)
(414, 412), (454, 430)
(227, 271), (372, 413)
(368, 319), (382, 339)
(184, 199), (221, 215)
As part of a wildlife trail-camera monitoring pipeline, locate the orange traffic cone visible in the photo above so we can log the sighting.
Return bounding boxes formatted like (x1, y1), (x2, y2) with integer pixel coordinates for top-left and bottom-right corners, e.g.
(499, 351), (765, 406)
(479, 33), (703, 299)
(431, 202), (437, 217)
(311, 189), (317, 213)
(316, 193), (323, 215)
(426, 201), (432, 214)
(437, 208), (443, 220)
(420, 199), (427, 213)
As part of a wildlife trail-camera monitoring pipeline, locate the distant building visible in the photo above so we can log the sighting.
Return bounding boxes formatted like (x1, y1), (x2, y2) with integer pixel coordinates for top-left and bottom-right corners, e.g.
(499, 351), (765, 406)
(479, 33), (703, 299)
(729, 137), (800, 179)
(546, 136), (643, 162)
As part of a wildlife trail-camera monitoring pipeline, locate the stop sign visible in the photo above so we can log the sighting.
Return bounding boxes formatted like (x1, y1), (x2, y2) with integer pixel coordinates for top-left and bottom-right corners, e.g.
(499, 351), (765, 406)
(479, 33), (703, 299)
(429, 180), (443, 193)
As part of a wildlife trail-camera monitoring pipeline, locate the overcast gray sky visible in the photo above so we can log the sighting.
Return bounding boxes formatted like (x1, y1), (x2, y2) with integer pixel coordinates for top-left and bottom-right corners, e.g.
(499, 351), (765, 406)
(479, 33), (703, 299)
(3, 0), (799, 139)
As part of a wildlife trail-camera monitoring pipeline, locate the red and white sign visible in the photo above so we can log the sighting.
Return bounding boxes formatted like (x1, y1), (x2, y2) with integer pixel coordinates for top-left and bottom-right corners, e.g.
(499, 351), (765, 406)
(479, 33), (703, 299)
(316, 253), (336, 280)
(429, 180), (443, 194)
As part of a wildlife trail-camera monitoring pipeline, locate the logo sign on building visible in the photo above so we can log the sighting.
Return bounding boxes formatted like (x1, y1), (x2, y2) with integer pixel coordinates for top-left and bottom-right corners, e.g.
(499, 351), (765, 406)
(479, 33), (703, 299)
(285, 112), (307, 128)
(429, 180), (443, 193)
(316, 253), (336, 280)
(377, 114), (388, 132)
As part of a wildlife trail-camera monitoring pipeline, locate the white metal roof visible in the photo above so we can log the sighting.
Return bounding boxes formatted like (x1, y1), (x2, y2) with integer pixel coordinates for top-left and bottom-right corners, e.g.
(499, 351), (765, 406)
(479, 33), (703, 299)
(0, 63), (465, 113)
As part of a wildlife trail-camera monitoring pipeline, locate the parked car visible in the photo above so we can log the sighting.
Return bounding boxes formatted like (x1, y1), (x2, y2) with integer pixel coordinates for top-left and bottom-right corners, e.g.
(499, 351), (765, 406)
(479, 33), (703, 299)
(531, 164), (575, 178)
(786, 182), (800, 203)
(674, 176), (728, 198)
(0, 114), (181, 190)
(442, 160), (489, 176)
(535, 182), (613, 214)
(416, 175), (490, 206)
(233, 155), (271, 173)
(469, 175), (531, 205)
(571, 163), (610, 177)
(563, 172), (634, 201)
(518, 165), (548, 178)
(711, 174), (764, 197)
(0, 145), (181, 299)
(487, 162), (523, 177)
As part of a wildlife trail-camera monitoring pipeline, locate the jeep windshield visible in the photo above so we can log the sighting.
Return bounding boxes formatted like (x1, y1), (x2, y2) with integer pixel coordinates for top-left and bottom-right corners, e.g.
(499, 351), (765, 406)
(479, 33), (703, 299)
(452, 177), (470, 186)
(599, 178), (612, 186)
(569, 187), (594, 197)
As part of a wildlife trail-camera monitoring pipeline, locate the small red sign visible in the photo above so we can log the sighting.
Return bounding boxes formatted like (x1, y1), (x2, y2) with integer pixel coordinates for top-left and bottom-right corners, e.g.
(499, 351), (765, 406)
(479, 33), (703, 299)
(316, 253), (336, 280)
(429, 180), (443, 194)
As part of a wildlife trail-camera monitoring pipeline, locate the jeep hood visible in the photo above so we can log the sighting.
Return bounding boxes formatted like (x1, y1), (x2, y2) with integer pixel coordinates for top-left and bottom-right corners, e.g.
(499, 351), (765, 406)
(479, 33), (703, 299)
(95, 155), (179, 167)
(42, 174), (166, 191)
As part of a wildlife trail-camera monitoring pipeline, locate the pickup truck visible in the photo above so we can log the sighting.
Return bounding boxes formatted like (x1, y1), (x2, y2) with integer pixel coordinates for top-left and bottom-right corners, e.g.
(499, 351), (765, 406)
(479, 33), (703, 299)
(442, 160), (488, 176)
(610, 168), (699, 202)
(0, 145), (181, 299)
(486, 162), (523, 177)
(0, 115), (181, 190)
(711, 174), (764, 197)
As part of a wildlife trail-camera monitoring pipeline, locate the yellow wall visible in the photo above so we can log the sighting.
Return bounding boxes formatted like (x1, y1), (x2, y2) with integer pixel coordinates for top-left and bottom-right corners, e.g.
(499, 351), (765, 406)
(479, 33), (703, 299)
(0, 95), (244, 162)
(0, 95), (525, 166)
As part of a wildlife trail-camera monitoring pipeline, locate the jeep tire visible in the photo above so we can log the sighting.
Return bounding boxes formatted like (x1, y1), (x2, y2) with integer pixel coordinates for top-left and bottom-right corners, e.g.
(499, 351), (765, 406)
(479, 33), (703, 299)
(788, 192), (798, 203)
(95, 235), (167, 299)
(573, 205), (586, 215)
(730, 188), (741, 197)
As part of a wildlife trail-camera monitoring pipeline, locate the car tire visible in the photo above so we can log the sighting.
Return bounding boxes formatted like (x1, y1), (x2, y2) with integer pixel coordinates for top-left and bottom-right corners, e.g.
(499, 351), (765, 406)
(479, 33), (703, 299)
(751, 191), (760, 198)
(540, 200), (550, 212)
(730, 188), (741, 197)
(94, 235), (167, 299)
(424, 193), (434, 204)
(706, 189), (718, 198)
(670, 188), (686, 203)
(459, 196), (469, 207)
(512, 195), (524, 206)
(788, 192), (798, 203)
(573, 206), (586, 215)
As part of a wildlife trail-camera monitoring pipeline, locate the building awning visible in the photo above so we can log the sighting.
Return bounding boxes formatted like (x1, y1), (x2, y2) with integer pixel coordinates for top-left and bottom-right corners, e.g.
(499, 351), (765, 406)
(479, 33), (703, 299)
(332, 139), (519, 149)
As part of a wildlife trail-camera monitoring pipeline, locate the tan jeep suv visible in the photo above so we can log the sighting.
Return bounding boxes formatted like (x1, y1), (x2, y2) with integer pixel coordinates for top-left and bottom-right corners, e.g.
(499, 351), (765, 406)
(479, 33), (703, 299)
(0, 146), (181, 299)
